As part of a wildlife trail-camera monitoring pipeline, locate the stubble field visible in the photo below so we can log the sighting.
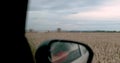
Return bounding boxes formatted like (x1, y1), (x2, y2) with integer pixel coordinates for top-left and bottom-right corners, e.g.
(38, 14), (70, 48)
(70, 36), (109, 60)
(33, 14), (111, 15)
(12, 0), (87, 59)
(26, 32), (120, 63)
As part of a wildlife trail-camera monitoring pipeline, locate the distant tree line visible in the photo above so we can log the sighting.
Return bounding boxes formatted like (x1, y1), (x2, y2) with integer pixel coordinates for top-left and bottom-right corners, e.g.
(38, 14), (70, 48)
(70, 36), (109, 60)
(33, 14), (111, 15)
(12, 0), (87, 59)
(26, 29), (37, 33)
(26, 28), (120, 33)
(61, 30), (120, 33)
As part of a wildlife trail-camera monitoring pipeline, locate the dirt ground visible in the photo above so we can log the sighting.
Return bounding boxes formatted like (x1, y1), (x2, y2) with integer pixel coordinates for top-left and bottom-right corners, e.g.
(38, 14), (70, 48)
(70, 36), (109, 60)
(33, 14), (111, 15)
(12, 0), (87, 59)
(26, 32), (120, 63)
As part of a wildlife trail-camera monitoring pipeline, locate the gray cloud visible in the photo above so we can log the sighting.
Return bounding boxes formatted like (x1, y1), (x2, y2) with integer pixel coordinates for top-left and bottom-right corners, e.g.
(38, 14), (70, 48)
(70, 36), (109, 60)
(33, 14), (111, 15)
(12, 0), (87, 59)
(28, 0), (104, 13)
(26, 0), (120, 31)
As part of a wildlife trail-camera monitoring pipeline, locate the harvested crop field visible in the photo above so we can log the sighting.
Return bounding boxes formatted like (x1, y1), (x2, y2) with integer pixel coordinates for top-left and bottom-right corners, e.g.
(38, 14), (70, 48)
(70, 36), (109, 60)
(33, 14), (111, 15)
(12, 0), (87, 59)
(26, 32), (120, 63)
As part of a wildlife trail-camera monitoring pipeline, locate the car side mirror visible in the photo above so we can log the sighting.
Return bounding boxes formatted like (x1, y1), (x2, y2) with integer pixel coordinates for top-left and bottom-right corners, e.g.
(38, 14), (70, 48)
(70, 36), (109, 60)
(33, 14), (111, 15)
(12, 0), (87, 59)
(35, 39), (94, 63)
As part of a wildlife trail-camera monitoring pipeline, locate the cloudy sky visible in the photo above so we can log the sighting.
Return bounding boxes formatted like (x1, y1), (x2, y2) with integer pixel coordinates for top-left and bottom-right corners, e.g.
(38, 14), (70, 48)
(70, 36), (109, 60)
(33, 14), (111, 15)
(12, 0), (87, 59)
(26, 0), (120, 31)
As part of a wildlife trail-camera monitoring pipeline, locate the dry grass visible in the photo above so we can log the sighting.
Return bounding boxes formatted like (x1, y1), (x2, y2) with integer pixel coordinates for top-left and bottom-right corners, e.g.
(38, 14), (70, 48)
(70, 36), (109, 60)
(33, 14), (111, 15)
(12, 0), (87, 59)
(26, 32), (120, 63)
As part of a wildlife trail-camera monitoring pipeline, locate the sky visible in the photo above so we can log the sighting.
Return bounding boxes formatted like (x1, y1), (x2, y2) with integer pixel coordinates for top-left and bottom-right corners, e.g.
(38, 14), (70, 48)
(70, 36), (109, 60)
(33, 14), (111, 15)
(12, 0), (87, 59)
(26, 0), (120, 31)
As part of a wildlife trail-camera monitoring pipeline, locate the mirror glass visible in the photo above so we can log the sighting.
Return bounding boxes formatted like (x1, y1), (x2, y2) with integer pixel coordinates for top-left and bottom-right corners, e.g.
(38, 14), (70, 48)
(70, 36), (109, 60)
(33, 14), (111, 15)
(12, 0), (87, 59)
(50, 42), (89, 63)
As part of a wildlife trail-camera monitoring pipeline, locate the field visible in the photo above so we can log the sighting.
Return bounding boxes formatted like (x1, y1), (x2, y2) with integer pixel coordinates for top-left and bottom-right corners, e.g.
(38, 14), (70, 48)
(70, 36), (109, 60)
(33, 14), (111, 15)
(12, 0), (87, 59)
(26, 32), (120, 63)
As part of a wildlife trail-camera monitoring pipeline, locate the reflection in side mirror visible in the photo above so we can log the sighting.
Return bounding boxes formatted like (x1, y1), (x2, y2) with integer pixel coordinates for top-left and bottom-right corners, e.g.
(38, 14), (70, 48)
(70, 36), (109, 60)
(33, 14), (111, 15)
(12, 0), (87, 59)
(50, 42), (89, 63)
(35, 40), (94, 63)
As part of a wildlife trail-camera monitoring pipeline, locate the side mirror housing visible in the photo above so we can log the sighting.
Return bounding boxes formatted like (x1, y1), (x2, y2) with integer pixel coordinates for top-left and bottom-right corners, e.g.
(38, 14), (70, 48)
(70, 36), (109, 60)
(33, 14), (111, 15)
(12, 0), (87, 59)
(35, 39), (94, 63)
